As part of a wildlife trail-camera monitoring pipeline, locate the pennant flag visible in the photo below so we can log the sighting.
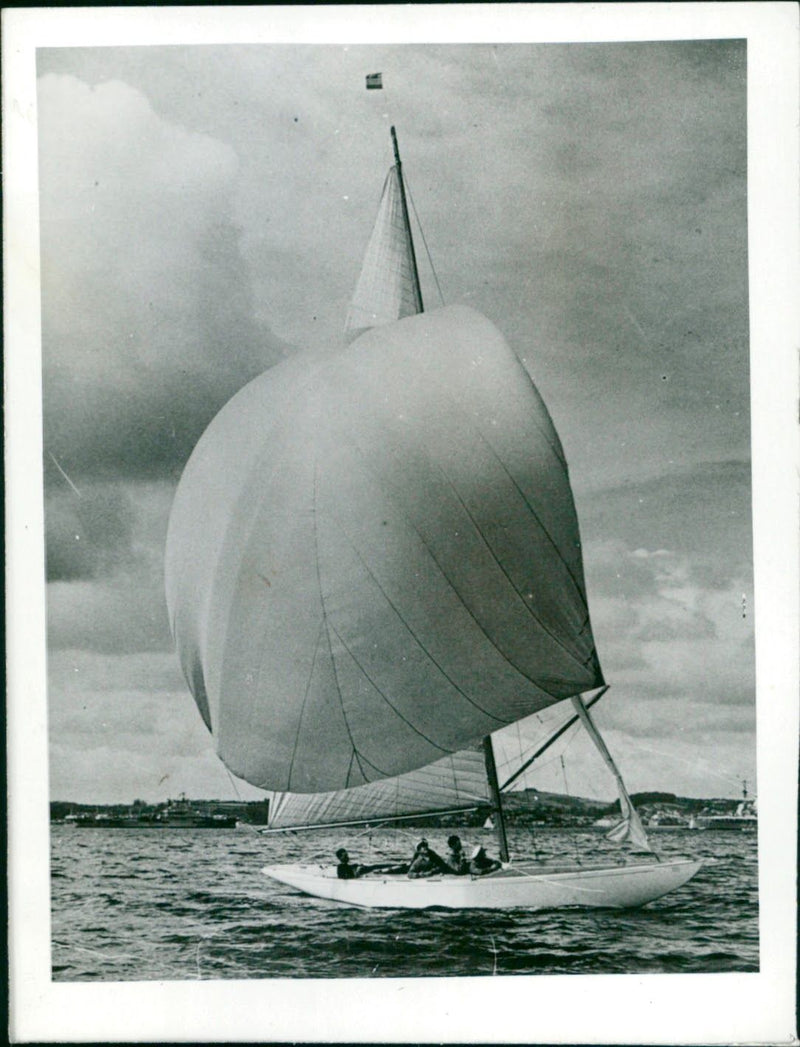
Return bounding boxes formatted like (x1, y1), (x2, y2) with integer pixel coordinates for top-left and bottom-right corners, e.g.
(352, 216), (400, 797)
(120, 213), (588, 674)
(366, 73), (383, 90)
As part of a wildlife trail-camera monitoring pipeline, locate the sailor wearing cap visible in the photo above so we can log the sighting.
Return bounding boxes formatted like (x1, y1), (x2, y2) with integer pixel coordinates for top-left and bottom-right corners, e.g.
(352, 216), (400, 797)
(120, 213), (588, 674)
(469, 844), (502, 876)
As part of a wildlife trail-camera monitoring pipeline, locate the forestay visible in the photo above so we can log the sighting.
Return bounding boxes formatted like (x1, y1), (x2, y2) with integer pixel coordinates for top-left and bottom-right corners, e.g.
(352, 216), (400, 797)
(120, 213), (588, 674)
(165, 304), (604, 794)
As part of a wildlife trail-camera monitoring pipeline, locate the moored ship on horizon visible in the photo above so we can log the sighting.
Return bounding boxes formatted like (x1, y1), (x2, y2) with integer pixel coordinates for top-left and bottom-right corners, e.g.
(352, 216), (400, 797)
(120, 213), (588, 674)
(691, 800), (757, 831)
(64, 795), (238, 828)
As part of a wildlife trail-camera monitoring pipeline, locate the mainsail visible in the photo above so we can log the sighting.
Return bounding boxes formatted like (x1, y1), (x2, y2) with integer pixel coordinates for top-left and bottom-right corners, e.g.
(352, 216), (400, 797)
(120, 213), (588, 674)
(344, 128), (423, 340)
(267, 747), (489, 831)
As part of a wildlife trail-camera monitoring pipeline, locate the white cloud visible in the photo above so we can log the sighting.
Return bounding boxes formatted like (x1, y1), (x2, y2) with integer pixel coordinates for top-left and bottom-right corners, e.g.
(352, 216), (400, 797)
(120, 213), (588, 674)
(47, 648), (265, 803)
(590, 543), (753, 697)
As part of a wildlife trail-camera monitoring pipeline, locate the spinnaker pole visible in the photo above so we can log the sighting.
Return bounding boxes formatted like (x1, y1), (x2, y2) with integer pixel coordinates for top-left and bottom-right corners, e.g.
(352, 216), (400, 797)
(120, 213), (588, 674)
(390, 125), (424, 314)
(482, 735), (509, 863)
(500, 685), (610, 792)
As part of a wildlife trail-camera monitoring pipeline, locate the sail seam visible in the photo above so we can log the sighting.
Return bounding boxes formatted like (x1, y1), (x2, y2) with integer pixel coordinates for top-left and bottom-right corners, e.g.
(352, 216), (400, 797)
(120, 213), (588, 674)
(506, 379), (569, 473)
(325, 502), (509, 726)
(392, 351), (587, 630)
(328, 620), (454, 754)
(473, 427), (591, 610)
(433, 459), (598, 679)
(370, 508), (559, 702)
(210, 365), (325, 767)
(312, 459), (381, 789)
(323, 424), (564, 705)
(351, 747), (387, 785)
(404, 327), (602, 676)
(286, 617), (326, 790)
(426, 334), (570, 479)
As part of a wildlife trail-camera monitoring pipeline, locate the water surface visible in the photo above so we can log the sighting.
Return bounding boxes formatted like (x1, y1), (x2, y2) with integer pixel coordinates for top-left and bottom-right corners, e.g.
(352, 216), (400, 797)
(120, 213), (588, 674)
(50, 825), (758, 980)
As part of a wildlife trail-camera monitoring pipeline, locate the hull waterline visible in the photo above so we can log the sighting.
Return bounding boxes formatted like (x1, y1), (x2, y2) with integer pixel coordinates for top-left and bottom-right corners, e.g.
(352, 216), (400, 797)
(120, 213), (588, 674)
(262, 857), (703, 910)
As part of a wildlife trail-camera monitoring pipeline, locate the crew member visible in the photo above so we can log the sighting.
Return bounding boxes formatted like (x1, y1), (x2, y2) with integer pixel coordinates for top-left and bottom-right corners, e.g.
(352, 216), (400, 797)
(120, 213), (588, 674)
(444, 835), (469, 875)
(335, 848), (407, 879)
(469, 844), (502, 876)
(407, 838), (448, 878)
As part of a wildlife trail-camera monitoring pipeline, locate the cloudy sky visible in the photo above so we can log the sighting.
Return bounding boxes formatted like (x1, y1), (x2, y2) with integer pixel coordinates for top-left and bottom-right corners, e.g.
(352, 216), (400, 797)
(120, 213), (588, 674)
(37, 40), (753, 804)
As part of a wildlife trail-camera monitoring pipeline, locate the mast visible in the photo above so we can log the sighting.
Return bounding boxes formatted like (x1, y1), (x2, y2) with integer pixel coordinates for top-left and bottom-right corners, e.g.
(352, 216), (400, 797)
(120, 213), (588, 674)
(482, 735), (509, 863)
(390, 125), (424, 314)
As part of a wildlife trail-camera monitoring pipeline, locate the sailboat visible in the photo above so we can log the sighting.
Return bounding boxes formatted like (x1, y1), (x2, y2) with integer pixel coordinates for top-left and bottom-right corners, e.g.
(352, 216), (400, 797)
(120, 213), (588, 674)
(164, 127), (702, 910)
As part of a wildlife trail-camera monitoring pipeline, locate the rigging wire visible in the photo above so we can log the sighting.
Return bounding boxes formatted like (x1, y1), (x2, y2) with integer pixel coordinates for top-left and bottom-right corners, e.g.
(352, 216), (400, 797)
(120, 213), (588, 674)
(404, 176), (445, 307)
(225, 766), (242, 802)
(504, 716), (584, 790)
(560, 755), (582, 864)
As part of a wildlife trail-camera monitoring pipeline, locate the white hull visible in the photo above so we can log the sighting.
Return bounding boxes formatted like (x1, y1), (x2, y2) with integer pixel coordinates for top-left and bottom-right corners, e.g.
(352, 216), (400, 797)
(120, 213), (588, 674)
(262, 857), (703, 910)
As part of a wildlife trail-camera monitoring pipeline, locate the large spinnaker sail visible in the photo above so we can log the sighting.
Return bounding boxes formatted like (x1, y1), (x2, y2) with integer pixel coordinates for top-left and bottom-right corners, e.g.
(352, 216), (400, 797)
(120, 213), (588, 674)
(267, 747), (489, 830)
(344, 164), (423, 340)
(165, 304), (604, 794)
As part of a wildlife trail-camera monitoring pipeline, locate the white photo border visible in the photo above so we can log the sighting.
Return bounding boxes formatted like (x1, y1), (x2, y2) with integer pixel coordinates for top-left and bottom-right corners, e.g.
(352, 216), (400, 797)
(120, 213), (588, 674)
(5, 4), (798, 1043)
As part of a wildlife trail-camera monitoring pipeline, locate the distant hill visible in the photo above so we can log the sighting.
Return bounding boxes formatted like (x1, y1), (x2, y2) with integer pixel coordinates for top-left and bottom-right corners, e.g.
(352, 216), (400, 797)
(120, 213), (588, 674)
(50, 790), (748, 829)
(601, 793), (740, 817)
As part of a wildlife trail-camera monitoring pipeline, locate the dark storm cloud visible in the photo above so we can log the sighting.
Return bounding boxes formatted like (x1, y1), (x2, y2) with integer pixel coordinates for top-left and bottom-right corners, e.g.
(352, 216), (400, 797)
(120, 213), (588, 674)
(43, 351), (280, 484)
(48, 575), (172, 654)
(38, 75), (292, 486)
(45, 480), (177, 656)
(45, 482), (135, 581)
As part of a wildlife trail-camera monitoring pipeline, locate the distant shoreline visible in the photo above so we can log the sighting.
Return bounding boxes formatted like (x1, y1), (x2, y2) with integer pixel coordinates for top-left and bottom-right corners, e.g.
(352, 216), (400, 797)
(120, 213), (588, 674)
(50, 789), (754, 829)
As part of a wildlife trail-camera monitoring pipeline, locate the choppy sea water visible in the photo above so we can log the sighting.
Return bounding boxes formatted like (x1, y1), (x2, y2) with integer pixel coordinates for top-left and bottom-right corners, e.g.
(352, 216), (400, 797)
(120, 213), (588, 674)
(50, 824), (758, 980)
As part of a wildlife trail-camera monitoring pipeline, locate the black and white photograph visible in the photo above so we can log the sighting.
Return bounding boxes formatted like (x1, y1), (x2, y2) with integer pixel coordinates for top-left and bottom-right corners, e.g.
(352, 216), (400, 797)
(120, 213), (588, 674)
(6, 4), (798, 1043)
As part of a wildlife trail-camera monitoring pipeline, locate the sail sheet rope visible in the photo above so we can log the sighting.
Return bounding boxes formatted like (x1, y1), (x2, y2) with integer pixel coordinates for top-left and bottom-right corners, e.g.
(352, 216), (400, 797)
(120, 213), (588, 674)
(501, 719), (583, 793)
